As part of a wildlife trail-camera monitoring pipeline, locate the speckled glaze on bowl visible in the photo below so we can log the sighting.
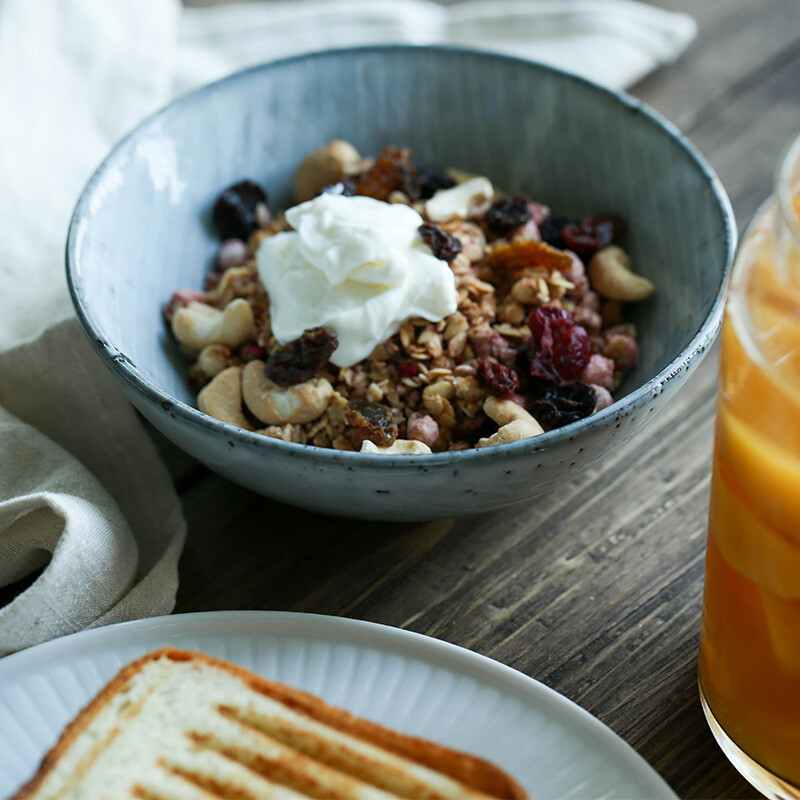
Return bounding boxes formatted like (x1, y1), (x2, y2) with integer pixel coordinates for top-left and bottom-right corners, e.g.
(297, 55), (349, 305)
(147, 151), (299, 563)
(67, 46), (735, 521)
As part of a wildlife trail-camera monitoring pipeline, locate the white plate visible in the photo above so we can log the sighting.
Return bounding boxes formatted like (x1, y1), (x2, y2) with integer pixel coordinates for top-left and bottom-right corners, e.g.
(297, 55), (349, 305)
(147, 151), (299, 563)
(0, 611), (675, 799)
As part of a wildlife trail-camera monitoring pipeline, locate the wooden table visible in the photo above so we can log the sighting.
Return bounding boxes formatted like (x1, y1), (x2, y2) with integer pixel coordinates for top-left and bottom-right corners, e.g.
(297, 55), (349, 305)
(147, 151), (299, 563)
(167, 2), (799, 796)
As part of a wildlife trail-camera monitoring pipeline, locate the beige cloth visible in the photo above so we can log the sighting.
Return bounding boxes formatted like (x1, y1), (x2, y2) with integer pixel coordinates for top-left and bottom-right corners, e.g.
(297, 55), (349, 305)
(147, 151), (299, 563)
(0, 0), (185, 657)
(0, 0), (694, 656)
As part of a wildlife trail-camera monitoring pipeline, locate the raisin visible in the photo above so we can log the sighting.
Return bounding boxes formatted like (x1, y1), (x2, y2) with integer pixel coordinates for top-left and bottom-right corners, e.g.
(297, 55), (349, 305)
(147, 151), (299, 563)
(264, 328), (338, 387)
(477, 359), (519, 397)
(530, 382), (597, 430)
(417, 169), (455, 199)
(526, 304), (591, 383)
(418, 223), (463, 263)
(345, 400), (398, 447)
(484, 195), (532, 237)
(562, 213), (626, 256)
(212, 180), (268, 241)
(539, 214), (577, 250)
(353, 147), (417, 201)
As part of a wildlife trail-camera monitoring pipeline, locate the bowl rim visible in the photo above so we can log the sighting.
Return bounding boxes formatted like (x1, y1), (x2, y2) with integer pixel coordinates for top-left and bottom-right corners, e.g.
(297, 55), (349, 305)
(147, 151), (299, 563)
(66, 43), (736, 467)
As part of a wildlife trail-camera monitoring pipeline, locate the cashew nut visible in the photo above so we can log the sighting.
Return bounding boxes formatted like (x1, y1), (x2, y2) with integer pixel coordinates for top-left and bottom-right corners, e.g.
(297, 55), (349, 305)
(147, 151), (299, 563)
(588, 246), (654, 302)
(196, 343), (231, 379)
(197, 366), (253, 430)
(477, 396), (544, 448)
(242, 360), (333, 424)
(360, 439), (432, 455)
(293, 140), (361, 203)
(172, 298), (254, 350)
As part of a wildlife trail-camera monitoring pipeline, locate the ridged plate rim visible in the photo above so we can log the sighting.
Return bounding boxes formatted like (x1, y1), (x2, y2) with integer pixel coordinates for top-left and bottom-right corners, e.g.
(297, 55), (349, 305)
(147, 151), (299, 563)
(0, 610), (677, 799)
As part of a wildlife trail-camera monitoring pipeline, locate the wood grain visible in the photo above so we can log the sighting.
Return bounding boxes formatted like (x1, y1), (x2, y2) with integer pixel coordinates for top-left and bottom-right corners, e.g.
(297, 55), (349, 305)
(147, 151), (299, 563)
(164, 2), (799, 797)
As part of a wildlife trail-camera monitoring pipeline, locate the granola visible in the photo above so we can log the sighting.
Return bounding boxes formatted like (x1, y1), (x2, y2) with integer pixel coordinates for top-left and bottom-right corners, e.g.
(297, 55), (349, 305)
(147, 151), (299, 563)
(166, 142), (653, 453)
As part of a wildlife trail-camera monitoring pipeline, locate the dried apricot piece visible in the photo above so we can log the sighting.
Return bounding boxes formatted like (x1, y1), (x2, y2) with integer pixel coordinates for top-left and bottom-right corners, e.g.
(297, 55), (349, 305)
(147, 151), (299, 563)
(345, 400), (398, 447)
(353, 147), (417, 201)
(487, 239), (573, 275)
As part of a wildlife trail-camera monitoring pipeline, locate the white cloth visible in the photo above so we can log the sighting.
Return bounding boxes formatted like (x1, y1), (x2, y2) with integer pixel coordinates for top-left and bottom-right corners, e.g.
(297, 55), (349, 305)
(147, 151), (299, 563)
(0, 0), (186, 657)
(176, 0), (697, 97)
(0, 0), (695, 656)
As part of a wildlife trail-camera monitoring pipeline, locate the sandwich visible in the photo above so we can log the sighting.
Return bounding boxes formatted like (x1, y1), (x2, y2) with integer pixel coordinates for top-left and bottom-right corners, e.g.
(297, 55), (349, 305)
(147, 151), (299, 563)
(14, 647), (527, 799)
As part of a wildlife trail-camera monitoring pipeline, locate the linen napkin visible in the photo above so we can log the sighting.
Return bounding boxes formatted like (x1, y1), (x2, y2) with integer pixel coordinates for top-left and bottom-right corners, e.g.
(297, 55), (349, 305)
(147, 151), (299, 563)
(0, 0), (186, 657)
(0, 0), (695, 656)
(175, 0), (697, 96)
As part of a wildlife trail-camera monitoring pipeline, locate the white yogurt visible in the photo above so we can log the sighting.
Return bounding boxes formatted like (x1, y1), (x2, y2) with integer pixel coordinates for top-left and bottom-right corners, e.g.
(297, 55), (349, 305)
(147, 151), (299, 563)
(257, 194), (458, 367)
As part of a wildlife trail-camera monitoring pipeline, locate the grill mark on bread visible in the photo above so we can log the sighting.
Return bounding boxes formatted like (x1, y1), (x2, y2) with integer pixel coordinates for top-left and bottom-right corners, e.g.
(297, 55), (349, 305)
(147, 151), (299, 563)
(187, 731), (392, 800)
(217, 705), (457, 798)
(14, 648), (527, 800)
(161, 763), (256, 800)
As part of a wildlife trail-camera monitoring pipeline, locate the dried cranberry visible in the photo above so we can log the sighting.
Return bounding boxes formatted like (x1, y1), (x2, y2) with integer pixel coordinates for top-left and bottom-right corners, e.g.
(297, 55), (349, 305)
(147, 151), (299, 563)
(477, 359), (519, 397)
(526, 305), (591, 383)
(562, 213), (626, 256)
(345, 400), (398, 447)
(353, 147), (417, 201)
(484, 195), (532, 237)
(212, 180), (268, 241)
(264, 328), (338, 387)
(539, 214), (577, 250)
(530, 382), (597, 430)
(396, 363), (419, 378)
(417, 169), (455, 199)
(418, 223), (462, 263)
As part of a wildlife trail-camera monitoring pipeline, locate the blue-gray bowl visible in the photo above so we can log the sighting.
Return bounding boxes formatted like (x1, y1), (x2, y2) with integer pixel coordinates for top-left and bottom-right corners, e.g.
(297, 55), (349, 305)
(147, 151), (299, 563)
(67, 46), (735, 520)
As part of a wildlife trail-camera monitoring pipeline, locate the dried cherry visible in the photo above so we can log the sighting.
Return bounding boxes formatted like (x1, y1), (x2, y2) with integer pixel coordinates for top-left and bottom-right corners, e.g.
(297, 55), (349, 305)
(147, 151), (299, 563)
(418, 223), (462, 263)
(484, 195), (532, 237)
(417, 169), (455, 199)
(561, 213), (626, 256)
(530, 382), (597, 429)
(526, 304), (591, 383)
(477, 359), (519, 397)
(345, 400), (398, 447)
(264, 328), (338, 387)
(212, 180), (268, 241)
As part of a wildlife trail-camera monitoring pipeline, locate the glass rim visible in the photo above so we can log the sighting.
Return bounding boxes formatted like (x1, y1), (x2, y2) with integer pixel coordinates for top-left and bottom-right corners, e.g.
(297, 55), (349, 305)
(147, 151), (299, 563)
(777, 131), (800, 247)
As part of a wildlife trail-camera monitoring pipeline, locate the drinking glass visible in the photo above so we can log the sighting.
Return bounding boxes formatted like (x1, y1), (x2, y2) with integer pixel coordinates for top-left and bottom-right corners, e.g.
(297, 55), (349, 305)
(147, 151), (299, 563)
(699, 132), (800, 799)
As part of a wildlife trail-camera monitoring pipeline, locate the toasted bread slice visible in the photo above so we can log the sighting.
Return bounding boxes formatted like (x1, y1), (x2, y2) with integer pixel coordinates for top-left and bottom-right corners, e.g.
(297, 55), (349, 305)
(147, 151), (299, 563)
(14, 647), (527, 800)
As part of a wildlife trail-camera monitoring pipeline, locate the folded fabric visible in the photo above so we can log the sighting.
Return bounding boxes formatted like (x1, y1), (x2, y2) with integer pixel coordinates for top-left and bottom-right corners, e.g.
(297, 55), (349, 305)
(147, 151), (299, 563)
(0, 0), (695, 656)
(0, 321), (186, 656)
(175, 0), (697, 95)
(0, 0), (185, 656)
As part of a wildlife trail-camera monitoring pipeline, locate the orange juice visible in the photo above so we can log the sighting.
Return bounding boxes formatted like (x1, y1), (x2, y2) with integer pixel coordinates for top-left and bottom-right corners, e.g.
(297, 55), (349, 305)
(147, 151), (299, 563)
(699, 156), (800, 795)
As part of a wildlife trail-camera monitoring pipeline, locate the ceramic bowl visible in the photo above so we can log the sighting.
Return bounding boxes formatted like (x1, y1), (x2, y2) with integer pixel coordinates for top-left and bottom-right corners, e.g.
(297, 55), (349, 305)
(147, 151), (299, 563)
(67, 46), (735, 520)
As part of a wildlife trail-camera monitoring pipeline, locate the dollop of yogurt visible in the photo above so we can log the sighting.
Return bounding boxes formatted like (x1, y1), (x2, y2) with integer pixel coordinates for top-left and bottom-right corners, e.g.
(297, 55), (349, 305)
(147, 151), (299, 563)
(256, 194), (458, 367)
